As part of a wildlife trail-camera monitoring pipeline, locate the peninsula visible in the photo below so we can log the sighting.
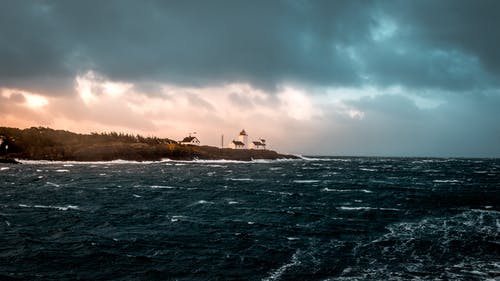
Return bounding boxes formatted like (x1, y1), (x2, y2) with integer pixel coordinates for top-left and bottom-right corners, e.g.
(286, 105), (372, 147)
(0, 127), (298, 162)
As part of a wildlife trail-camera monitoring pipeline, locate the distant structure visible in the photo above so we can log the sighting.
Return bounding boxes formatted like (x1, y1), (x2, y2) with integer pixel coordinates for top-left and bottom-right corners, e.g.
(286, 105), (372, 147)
(228, 129), (248, 149)
(251, 139), (266, 150)
(179, 133), (200, 145)
(238, 129), (248, 148)
(230, 140), (245, 149)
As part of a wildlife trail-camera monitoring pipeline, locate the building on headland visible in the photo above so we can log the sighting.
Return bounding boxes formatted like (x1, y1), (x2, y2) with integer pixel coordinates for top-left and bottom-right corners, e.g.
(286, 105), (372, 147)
(228, 129), (248, 149)
(180, 136), (200, 145)
(227, 129), (267, 150)
(251, 139), (266, 150)
(230, 140), (245, 149)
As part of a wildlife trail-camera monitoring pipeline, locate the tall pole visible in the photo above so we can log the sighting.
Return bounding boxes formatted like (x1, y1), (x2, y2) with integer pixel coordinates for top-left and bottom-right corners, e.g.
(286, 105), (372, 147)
(221, 134), (224, 148)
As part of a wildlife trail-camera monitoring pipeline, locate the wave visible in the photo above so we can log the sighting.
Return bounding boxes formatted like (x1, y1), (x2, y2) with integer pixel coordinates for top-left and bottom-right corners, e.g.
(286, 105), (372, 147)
(262, 250), (302, 281)
(321, 188), (372, 193)
(433, 179), (462, 183)
(293, 180), (320, 183)
(336, 209), (500, 281)
(18, 204), (79, 211)
(19, 159), (162, 165)
(338, 206), (400, 211)
(150, 185), (176, 189)
(228, 178), (254, 181)
(18, 157), (305, 165)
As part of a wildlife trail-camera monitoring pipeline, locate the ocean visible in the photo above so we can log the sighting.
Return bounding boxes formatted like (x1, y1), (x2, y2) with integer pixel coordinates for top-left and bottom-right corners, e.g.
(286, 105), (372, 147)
(0, 157), (499, 280)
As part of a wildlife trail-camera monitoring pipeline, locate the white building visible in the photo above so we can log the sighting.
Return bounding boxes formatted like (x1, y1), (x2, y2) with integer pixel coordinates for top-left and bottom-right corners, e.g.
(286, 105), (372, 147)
(229, 140), (245, 149)
(228, 129), (248, 149)
(251, 139), (266, 150)
(179, 136), (200, 145)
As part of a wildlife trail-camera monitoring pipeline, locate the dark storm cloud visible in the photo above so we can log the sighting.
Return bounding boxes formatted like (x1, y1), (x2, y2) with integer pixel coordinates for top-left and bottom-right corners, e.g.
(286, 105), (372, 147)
(1, 0), (500, 93)
(381, 0), (500, 76)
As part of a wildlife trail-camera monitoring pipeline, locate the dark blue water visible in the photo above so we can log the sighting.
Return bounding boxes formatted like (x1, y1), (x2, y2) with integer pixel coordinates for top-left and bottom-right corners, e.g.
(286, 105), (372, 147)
(0, 157), (499, 280)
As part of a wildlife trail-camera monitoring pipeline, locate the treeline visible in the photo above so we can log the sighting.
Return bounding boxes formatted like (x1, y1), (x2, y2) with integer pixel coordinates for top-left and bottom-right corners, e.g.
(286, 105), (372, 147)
(0, 127), (176, 147)
(88, 131), (176, 145)
(0, 126), (178, 160)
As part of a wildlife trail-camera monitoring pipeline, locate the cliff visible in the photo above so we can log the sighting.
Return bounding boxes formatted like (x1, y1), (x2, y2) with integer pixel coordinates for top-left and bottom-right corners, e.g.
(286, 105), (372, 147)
(0, 127), (298, 162)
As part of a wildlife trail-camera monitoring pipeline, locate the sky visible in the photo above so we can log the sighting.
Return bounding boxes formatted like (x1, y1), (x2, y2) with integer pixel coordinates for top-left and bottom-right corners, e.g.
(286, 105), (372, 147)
(1, 0), (500, 157)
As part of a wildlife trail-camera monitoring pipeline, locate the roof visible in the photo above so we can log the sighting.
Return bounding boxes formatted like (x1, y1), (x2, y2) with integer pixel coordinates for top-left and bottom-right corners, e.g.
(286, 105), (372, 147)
(181, 136), (199, 143)
(232, 140), (245, 146)
(239, 129), (247, 136)
(253, 141), (265, 146)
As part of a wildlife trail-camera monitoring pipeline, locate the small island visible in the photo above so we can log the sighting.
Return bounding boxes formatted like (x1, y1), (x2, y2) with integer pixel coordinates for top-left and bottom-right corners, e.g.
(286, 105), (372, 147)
(0, 127), (298, 162)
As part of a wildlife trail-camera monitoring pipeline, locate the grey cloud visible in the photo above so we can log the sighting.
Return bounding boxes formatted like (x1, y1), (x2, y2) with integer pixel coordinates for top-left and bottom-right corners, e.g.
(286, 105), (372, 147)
(309, 92), (500, 157)
(0, 0), (371, 92)
(186, 93), (215, 111)
(2, 0), (500, 93)
(380, 0), (500, 77)
(9, 92), (26, 103)
(229, 92), (255, 109)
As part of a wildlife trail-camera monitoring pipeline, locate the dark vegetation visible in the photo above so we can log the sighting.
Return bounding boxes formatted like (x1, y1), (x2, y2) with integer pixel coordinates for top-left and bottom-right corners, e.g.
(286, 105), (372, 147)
(0, 127), (297, 161)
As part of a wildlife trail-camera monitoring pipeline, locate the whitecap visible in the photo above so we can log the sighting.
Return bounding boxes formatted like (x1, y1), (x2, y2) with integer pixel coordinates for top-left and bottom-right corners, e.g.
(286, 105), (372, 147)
(161, 158), (285, 164)
(55, 169), (70, 172)
(19, 204), (79, 211)
(195, 200), (214, 205)
(433, 179), (461, 183)
(150, 185), (175, 189)
(228, 201), (239, 204)
(133, 194), (142, 198)
(262, 250), (301, 281)
(46, 182), (60, 187)
(0, 167), (9, 171)
(360, 168), (378, 172)
(339, 206), (374, 211)
(19, 159), (161, 165)
(228, 178), (253, 181)
(260, 190), (293, 196)
(293, 179), (320, 183)
(170, 215), (187, 222)
(321, 188), (372, 193)
(338, 206), (400, 211)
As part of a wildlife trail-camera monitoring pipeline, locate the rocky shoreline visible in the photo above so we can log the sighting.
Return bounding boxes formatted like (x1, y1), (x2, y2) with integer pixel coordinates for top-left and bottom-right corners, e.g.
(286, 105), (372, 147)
(0, 158), (21, 164)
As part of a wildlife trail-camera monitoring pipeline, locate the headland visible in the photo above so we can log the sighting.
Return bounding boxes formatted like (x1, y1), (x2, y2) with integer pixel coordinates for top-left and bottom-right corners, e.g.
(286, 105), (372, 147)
(0, 127), (298, 162)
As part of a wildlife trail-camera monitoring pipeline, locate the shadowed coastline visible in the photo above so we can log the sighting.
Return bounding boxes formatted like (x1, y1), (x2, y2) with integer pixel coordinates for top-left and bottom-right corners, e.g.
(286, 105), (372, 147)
(0, 127), (298, 162)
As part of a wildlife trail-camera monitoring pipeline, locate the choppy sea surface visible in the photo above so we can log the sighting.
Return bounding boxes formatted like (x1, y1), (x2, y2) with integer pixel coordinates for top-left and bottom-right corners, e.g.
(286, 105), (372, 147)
(0, 157), (499, 281)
